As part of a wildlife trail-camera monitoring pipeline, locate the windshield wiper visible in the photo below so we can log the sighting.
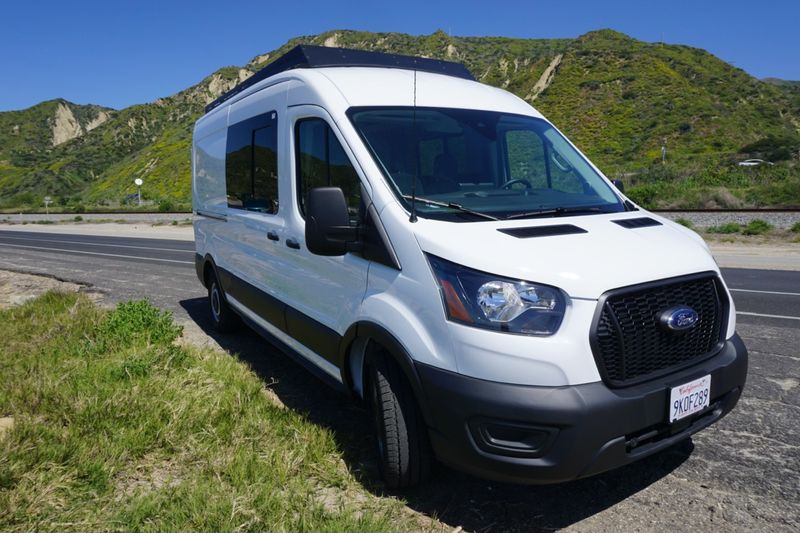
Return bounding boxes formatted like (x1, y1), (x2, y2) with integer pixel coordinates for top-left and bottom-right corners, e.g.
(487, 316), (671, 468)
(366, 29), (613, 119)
(504, 206), (608, 220)
(401, 195), (500, 221)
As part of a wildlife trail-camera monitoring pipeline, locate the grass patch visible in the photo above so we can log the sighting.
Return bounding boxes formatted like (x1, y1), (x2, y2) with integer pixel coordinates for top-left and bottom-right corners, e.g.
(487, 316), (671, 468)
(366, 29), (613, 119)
(706, 222), (742, 234)
(742, 219), (773, 236)
(674, 218), (694, 229)
(791, 222), (800, 233)
(0, 293), (425, 532)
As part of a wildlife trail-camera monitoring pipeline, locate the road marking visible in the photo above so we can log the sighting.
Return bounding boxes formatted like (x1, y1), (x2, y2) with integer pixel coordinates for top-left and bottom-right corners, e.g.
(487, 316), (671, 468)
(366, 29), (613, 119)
(0, 243), (194, 265)
(730, 288), (800, 297)
(0, 234), (190, 253)
(737, 311), (800, 321)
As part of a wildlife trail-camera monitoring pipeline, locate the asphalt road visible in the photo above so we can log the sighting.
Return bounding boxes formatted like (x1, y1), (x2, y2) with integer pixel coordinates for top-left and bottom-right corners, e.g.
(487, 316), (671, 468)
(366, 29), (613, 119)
(0, 229), (798, 531)
(0, 229), (797, 327)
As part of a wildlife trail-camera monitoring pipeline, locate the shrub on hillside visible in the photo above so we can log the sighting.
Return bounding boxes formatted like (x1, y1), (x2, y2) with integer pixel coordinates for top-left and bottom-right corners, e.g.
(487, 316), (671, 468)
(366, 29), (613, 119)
(739, 135), (800, 162)
(157, 199), (175, 212)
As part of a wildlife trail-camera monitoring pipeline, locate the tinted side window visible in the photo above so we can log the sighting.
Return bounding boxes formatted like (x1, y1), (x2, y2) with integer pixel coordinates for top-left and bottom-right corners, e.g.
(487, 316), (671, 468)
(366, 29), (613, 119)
(225, 112), (278, 213)
(252, 125), (278, 211)
(296, 118), (361, 225)
(225, 125), (252, 209)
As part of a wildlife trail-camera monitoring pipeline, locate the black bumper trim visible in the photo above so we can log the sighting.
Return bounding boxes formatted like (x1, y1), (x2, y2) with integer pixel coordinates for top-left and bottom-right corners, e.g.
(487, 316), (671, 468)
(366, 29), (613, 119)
(416, 333), (748, 484)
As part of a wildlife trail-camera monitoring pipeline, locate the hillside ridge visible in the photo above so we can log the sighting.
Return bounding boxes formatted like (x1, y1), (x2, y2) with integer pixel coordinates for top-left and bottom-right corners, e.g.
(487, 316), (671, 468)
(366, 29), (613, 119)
(1, 29), (798, 209)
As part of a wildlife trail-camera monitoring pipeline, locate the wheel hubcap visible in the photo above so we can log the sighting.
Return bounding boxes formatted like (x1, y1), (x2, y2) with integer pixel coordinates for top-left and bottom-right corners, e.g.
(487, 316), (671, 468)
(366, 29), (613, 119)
(211, 285), (221, 320)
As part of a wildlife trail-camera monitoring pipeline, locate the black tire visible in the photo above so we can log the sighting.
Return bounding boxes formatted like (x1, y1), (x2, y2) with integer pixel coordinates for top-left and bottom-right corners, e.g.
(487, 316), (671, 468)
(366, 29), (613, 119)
(207, 270), (240, 333)
(367, 351), (431, 489)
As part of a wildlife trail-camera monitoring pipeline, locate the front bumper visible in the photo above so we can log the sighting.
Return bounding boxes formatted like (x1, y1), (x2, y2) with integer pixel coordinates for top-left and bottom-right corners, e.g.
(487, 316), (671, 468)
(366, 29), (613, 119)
(417, 334), (748, 484)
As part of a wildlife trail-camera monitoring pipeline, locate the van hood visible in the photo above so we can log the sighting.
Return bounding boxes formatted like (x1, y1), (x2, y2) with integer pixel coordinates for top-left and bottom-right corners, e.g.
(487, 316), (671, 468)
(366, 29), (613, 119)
(412, 212), (718, 300)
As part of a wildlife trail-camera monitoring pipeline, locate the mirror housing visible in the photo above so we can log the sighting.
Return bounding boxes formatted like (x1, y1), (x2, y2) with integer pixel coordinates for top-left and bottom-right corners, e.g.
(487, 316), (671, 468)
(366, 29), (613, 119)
(613, 179), (625, 193)
(305, 187), (360, 256)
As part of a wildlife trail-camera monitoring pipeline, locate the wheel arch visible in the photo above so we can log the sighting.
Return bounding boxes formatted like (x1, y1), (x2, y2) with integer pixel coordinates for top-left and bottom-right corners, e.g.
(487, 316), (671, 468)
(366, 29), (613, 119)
(339, 321), (435, 428)
(199, 253), (219, 288)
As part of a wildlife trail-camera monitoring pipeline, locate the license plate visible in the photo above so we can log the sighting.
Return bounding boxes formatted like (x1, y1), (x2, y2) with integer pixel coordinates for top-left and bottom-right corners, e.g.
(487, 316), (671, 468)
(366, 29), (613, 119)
(669, 375), (711, 423)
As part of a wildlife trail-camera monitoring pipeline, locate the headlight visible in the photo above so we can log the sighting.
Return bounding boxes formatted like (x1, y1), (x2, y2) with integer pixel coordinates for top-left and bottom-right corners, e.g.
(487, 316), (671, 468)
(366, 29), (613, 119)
(427, 254), (566, 335)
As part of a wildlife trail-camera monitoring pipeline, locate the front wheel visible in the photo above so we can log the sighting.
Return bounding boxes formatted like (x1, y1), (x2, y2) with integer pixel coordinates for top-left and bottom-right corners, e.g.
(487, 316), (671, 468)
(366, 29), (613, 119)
(207, 271), (240, 333)
(367, 352), (431, 489)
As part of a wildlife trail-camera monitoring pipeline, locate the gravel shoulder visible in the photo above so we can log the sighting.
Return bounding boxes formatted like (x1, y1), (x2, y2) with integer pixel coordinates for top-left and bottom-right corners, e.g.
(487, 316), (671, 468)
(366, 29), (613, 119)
(0, 269), (102, 308)
(0, 222), (194, 241)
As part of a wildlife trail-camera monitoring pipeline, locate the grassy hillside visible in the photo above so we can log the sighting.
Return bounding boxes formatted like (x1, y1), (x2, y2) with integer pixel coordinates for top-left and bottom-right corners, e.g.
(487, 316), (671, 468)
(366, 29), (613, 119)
(0, 100), (114, 205)
(1, 29), (798, 210)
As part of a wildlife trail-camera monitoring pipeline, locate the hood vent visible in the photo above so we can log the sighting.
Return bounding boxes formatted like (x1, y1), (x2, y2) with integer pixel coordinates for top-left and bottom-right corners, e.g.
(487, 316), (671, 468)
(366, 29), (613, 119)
(612, 217), (663, 229)
(498, 224), (588, 239)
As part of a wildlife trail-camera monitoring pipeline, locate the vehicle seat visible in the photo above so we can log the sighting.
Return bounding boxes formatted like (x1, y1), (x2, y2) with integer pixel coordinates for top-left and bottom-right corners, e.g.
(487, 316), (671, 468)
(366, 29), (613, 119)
(429, 153), (460, 194)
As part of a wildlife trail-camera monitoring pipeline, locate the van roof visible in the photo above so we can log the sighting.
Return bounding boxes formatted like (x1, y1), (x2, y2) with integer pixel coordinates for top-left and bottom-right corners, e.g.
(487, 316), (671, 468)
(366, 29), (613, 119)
(206, 45), (474, 113)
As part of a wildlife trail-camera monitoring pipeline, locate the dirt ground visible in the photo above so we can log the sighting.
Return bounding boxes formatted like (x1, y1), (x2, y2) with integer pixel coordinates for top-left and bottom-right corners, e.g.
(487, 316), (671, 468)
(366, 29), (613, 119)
(0, 269), (98, 309)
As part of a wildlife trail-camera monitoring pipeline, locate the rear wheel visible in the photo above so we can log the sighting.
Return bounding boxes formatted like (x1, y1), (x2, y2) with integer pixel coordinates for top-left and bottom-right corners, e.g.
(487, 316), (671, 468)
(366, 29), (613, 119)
(207, 270), (239, 333)
(367, 351), (431, 489)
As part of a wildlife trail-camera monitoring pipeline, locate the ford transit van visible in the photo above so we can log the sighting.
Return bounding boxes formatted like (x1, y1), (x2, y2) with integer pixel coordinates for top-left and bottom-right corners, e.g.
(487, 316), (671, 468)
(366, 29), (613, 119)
(192, 45), (748, 488)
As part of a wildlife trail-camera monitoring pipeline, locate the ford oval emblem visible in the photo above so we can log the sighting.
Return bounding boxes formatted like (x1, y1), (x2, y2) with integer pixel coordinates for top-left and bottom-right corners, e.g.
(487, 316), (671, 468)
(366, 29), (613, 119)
(659, 306), (699, 332)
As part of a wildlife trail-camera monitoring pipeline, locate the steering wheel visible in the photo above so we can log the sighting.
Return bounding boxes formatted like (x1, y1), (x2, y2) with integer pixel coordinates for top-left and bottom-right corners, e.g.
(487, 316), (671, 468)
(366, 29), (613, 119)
(502, 179), (532, 189)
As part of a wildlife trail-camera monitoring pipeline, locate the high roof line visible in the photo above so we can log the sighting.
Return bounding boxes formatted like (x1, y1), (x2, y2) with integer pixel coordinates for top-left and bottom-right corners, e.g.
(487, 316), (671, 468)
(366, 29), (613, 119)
(205, 45), (475, 113)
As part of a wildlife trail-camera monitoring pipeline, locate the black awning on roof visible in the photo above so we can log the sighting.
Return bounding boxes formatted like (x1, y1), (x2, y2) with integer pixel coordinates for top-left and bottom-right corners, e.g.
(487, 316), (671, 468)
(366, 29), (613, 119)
(205, 44), (475, 113)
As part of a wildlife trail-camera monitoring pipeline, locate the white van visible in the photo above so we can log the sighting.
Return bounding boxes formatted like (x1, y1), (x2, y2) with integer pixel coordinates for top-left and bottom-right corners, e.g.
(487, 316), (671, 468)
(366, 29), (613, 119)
(192, 45), (748, 488)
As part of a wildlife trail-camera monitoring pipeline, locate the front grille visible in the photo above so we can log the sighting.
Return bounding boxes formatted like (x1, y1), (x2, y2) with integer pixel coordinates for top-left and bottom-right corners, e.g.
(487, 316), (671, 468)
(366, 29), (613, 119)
(592, 273), (727, 387)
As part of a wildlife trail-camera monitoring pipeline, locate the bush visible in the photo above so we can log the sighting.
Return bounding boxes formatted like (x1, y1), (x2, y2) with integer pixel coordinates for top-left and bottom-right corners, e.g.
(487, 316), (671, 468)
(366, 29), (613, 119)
(73, 204), (86, 213)
(99, 300), (182, 349)
(742, 219), (773, 235)
(706, 222), (742, 234)
(739, 135), (800, 162)
(675, 218), (694, 229)
(791, 222), (800, 233)
(157, 199), (175, 212)
(73, 215), (84, 222)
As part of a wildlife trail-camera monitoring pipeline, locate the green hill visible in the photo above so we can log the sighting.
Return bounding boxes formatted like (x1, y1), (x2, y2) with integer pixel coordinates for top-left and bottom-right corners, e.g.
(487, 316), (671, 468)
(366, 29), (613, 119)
(1, 29), (798, 210)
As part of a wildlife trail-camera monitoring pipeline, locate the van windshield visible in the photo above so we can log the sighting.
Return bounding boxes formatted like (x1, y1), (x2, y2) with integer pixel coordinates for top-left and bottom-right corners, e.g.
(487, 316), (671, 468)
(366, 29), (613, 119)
(348, 107), (625, 221)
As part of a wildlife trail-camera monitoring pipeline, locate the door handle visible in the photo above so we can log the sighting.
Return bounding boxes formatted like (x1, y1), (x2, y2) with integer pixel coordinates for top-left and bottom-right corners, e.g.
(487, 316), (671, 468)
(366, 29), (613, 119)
(267, 230), (279, 241)
(286, 238), (300, 249)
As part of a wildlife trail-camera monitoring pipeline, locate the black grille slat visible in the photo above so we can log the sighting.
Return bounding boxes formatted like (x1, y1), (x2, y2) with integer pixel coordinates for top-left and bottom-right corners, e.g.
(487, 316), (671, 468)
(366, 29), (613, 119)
(592, 275), (726, 387)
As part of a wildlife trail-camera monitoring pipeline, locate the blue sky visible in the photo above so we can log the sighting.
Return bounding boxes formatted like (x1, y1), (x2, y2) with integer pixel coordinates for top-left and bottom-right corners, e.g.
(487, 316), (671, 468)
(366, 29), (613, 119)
(1, 0), (797, 112)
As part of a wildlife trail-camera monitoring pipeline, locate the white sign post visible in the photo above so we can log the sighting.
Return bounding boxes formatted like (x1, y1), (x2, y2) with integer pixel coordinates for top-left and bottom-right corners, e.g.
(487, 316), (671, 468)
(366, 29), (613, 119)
(43, 196), (52, 219)
(134, 178), (143, 207)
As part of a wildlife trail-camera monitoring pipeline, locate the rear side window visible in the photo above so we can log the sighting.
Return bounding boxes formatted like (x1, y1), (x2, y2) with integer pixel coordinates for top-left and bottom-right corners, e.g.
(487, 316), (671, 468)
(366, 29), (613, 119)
(295, 118), (361, 225)
(225, 112), (278, 213)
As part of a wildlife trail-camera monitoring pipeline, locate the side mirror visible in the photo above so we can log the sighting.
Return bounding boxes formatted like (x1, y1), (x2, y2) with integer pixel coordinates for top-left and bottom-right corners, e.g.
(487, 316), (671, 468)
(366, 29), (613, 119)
(613, 179), (625, 193)
(305, 187), (360, 256)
